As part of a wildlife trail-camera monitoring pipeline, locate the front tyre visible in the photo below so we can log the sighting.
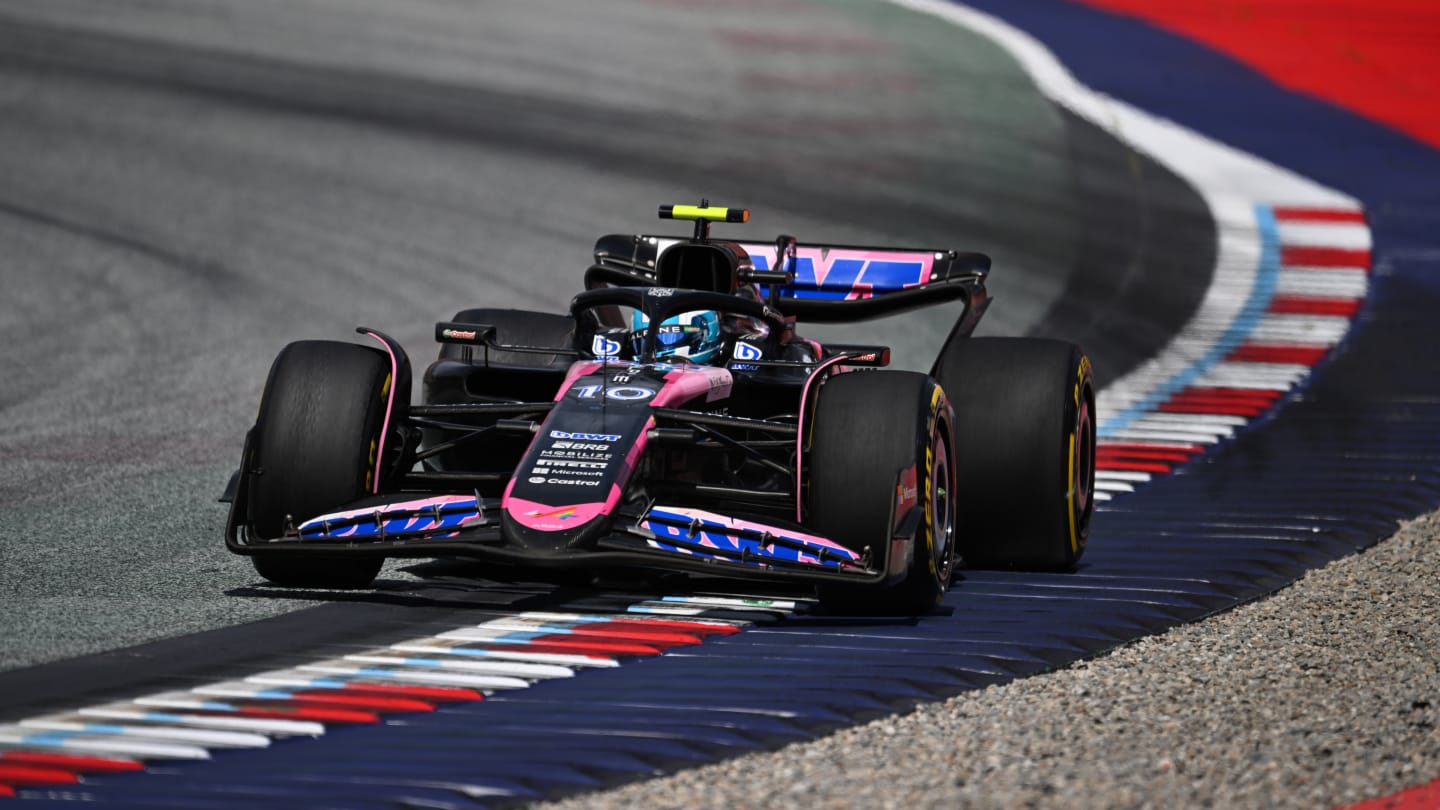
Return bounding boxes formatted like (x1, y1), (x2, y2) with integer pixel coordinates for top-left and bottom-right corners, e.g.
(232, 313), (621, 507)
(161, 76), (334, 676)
(935, 338), (1095, 570)
(244, 340), (397, 588)
(808, 371), (957, 614)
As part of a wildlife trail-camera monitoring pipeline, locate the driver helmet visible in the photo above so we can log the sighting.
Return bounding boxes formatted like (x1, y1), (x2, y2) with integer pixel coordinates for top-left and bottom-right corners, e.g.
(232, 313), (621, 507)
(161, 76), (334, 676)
(630, 309), (723, 364)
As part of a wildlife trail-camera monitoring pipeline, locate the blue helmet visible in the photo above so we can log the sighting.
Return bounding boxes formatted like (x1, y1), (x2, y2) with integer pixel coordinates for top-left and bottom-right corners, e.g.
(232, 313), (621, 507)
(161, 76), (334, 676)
(630, 309), (723, 364)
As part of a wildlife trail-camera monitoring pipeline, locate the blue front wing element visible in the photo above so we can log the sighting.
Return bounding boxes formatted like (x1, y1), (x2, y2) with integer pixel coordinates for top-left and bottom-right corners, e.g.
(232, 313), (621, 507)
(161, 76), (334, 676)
(297, 496), (487, 542)
(642, 508), (861, 569)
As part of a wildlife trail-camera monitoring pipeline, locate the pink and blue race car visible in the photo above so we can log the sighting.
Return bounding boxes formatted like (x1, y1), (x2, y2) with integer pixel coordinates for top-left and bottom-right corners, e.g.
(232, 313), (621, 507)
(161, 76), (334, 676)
(223, 204), (1096, 613)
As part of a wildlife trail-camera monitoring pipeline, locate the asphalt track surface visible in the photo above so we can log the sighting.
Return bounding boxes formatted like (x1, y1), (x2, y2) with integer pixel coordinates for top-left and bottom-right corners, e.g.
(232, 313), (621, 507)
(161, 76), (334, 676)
(0, 0), (1212, 672)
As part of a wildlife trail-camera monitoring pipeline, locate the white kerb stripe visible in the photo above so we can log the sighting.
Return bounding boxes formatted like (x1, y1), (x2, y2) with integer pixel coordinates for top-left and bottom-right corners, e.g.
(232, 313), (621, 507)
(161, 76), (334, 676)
(77, 707), (324, 737)
(1250, 314), (1353, 345)
(1274, 221), (1372, 249)
(1276, 269), (1368, 298)
(18, 718), (269, 749)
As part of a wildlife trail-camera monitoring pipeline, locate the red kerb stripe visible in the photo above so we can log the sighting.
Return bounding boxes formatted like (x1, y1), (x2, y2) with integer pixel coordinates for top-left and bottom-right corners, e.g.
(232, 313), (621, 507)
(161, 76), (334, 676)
(1227, 344), (1331, 365)
(1334, 775), (1440, 810)
(1267, 295), (1362, 317)
(1165, 394), (1276, 408)
(566, 623), (706, 647)
(510, 638), (663, 657)
(0, 763), (80, 786)
(1176, 386), (1285, 402)
(1281, 245), (1371, 268)
(1096, 441), (1205, 455)
(608, 619), (741, 637)
(0, 752), (143, 773)
(1095, 448), (1194, 463)
(1158, 401), (1268, 417)
(288, 691), (435, 713)
(1272, 207), (1366, 223)
(1095, 460), (1172, 474)
(226, 704), (380, 724)
(332, 683), (482, 703)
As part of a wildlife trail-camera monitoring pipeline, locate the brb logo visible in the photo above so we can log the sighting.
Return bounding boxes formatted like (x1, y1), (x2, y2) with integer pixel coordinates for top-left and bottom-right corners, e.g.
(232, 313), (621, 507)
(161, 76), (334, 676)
(748, 247), (932, 301)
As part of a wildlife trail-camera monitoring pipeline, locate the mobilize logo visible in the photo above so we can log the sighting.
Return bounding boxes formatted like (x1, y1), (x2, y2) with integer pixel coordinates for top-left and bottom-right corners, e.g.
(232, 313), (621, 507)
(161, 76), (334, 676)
(544, 447), (612, 457)
(550, 430), (620, 442)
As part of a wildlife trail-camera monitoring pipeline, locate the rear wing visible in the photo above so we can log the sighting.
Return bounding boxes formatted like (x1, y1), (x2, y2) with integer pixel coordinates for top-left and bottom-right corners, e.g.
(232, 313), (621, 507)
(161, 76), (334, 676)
(590, 233), (991, 325)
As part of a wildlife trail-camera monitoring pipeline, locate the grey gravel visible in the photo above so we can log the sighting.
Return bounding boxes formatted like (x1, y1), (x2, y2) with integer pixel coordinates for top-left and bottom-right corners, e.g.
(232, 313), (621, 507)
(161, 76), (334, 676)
(538, 510), (1440, 809)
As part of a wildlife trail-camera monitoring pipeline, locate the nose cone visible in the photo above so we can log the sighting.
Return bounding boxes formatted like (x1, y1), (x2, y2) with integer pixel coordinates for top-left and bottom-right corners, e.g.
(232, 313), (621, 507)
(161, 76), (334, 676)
(501, 496), (613, 552)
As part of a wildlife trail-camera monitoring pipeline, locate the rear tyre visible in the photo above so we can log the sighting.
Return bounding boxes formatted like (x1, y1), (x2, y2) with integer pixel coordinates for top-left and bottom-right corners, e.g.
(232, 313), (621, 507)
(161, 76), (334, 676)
(245, 340), (395, 588)
(808, 371), (956, 615)
(935, 338), (1095, 570)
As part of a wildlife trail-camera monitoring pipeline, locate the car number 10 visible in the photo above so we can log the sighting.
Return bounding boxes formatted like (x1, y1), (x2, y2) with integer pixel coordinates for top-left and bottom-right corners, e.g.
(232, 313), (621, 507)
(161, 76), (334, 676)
(573, 384), (654, 402)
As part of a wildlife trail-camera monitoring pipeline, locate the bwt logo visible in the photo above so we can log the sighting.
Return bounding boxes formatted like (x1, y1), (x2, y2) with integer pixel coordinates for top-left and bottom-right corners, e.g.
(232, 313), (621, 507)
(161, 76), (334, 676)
(550, 430), (620, 442)
(750, 250), (930, 300)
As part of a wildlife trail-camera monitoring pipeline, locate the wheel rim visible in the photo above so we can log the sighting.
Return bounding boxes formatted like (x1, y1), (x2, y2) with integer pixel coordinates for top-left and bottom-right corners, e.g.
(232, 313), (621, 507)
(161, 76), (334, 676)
(930, 433), (956, 583)
(1074, 394), (1094, 522)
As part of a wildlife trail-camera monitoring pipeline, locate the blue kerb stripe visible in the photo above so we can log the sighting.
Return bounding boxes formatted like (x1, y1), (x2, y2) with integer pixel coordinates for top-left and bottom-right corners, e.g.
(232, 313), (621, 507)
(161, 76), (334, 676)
(1098, 204), (1281, 437)
(20, 733), (72, 746)
(399, 657), (442, 668)
(82, 724), (126, 735)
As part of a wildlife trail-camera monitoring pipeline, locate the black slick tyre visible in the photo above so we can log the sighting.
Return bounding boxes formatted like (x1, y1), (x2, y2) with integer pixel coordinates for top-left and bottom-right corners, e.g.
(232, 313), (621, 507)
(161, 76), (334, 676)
(808, 370), (957, 614)
(935, 337), (1095, 570)
(244, 340), (395, 588)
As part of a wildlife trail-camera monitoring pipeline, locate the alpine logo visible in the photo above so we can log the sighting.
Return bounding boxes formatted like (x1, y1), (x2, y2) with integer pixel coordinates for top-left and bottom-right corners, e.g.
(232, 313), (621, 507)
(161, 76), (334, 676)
(591, 335), (623, 357)
(550, 430), (621, 442)
(733, 341), (764, 362)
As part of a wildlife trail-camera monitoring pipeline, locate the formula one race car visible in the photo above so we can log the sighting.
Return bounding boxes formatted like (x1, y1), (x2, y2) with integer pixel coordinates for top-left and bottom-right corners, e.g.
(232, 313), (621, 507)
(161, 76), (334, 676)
(224, 203), (1095, 613)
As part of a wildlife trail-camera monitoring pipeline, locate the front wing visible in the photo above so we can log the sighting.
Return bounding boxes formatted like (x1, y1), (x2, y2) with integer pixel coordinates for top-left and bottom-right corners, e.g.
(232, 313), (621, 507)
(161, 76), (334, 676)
(225, 492), (918, 587)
